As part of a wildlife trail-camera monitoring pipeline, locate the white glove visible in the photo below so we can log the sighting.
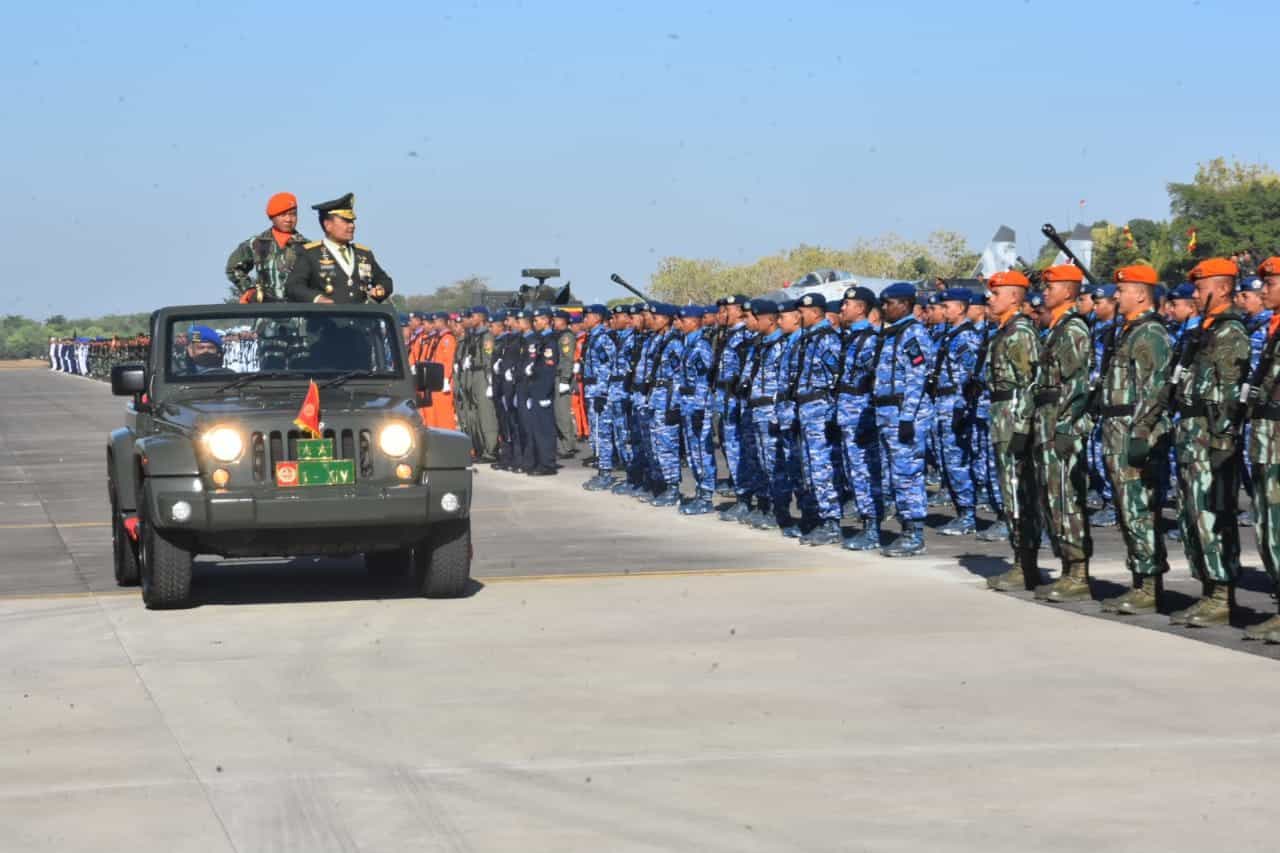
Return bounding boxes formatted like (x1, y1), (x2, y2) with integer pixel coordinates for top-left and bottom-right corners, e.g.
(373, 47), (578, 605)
(557, 383), (571, 394)
(538, 399), (552, 408)
(462, 356), (472, 370)
(572, 363), (580, 375)
(485, 385), (493, 398)
(524, 363), (533, 377)
(493, 358), (503, 373)
(525, 399), (532, 410)
(442, 378), (451, 393)
(504, 369), (513, 382)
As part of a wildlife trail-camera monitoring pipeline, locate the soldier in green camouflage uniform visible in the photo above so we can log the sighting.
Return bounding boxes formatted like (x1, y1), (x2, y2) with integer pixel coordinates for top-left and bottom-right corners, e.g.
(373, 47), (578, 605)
(982, 272), (1045, 592)
(1246, 257), (1280, 640)
(1168, 259), (1251, 627)
(473, 312), (501, 460)
(225, 192), (309, 302)
(1031, 266), (1095, 603)
(1097, 265), (1173, 614)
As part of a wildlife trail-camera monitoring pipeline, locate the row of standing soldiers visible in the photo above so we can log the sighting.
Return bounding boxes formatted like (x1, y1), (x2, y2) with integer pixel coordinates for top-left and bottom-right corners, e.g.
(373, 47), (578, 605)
(560, 257), (1280, 641)
(48, 336), (150, 379)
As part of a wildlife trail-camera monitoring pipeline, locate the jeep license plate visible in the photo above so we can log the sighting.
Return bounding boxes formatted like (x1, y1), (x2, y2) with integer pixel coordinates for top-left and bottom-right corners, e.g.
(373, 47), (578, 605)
(275, 459), (356, 487)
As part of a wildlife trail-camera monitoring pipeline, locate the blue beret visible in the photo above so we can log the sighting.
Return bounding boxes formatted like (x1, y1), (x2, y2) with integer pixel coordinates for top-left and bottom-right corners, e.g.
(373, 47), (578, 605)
(723, 294), (749, 306)
(457, 308), (473, 318)
(626, 304), (642, 315)
(472, 306), (491, 319)
(187, 324), (223, 348)
(492, 309), (508, 322)
(749, 298), (778, 315)
(1028, 292), (1044, 308)
(941, 288), (971, 305)
(842, 286), (878, 308)
(777, 299), (800, 312)
(881, 282), (918, 301)
(531, 306), (552, 318)
(586, 303), (609, 317)
(1169, 283), (1196, 301)
(553, 310), (572, 321)
(516, 309), (533, 320)
(1092, 284), (1117, 300)
(1152, 285), (1167, 303)
(798, 292), (827, 310)
(646, 302), (673, 318)
(971, 292), (989, 306)
(927, 292), (942, 306)
(398, 313), (410, 326)
(678, 305), (704, 319)
(1240, 276), (1263, 293)
(411, 311), (428, 320)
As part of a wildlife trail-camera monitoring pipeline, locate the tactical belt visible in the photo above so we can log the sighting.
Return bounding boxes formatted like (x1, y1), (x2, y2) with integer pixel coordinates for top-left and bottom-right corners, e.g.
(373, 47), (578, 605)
(1255, 402), (1280, 420)
(1177, 402), (1208, 418)
(1033, 390), (1061, 406)
(735, 387), (751, 399)
(872, 394), (903, 407)
(794, 390), (831, 404)
(678, 385), (695, 395)
(715, 380), (735, 390)
(1100, 404), (1135, 417)
(582, 377), (598, 386)
(989, 390), (1015, 403)
(836, 381), (871, 396)
(748, 395), (776, 408)
(634, 382), (652, 394)
(934, 385), (958, 396)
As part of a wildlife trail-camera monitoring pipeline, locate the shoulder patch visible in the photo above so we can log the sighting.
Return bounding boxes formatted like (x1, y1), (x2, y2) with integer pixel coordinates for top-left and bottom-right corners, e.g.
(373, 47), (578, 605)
(543, 346), (554, 358)
(304, 240), (323, 249)
(904, 338), (925, 366)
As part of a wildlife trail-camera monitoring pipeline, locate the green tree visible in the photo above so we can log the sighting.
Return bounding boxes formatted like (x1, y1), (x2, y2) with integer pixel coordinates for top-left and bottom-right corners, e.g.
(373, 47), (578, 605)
(1166, 157), (1280, 279)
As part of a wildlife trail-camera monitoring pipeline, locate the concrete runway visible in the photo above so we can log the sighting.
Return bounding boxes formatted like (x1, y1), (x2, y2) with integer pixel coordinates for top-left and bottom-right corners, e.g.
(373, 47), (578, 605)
(3, 367), (1280, 852)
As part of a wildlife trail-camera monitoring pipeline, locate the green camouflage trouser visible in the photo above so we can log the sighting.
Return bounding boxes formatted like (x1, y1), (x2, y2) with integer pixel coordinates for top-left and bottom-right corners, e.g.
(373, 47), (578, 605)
(1252, 463), (1280, 585)
(993, 439), (1041, 556)
(1104, 451), (1168, 577)
(1175, 418), (1241, 584)
(1035, 434), (1092, 568)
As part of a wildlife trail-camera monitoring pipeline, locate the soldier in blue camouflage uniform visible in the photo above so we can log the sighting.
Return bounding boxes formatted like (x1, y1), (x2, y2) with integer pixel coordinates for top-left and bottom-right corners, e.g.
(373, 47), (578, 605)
(873, 282), (935, 557)
(836, 286), (884, 550)
(725, 305), (765, 523)
(1086, 284), (1120, 528)
(608, 306), (643, 495)
(774, 302), (810, 537)
(931, 288), (982, 536)
(745, 301), (787, 530)
(791, 293), (845, 546)
(1237, 274), (1270, 524)
(713, 296), (756, 521)
(646, 304), (685, 507)
(673, 306), (717, 514)
(581, 305), (619, 491)
(968, 294), (1007, 542)
(924, 293), (947, 498)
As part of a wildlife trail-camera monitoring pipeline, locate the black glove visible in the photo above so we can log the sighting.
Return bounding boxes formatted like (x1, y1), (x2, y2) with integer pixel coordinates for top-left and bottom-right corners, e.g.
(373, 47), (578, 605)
(1009, 432), (1030, 455)
(855, 425), (875, 447)
(768, 420), (781, 437)
(1209, 444), (1236, 470)
(951, 407), (968, 435)
(592, 397), (607, 413)
(664, 408), (681, 427)
(692, 411), (704, 433)
(825, 421), (843, 444)
(1053, 431), (1077, 457)
(1126, 436), (1151, 468)
(898, 421), (915, 444)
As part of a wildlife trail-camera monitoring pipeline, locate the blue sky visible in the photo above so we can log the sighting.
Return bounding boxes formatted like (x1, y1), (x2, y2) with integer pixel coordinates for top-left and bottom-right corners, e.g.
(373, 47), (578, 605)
(2, 0), (1275, 317)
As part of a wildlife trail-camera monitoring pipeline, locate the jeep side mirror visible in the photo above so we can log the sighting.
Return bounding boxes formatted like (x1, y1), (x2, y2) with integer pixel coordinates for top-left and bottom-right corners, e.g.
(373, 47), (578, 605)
(111, 364), (147, 396)
(415, 362), (445, 393)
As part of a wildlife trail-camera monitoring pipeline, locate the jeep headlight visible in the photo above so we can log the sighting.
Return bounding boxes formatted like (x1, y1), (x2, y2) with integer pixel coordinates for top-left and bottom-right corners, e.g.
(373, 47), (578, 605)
(203, 426), (244, 463)
(378, 422), (414, 458)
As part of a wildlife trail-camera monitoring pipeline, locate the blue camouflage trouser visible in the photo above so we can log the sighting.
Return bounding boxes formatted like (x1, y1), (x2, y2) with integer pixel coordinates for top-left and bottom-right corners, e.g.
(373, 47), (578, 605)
(876, 404), (929, 521)
(611, 397), (633, 472)
(835, 396), (882, 520)
(628, 393), (648, 484)
(751, 407), (787, 514)
(587, 395), (613, 472)
(1088, 421), (1112, 504)
(720, 396), (750, 498)
(648, 394), (681, 486)
(776, 404), (813, 520)
(681, 407), (716, 496)
(797, 399), (841, 522)
(970, 417), (1002, 512)
(935, 395), (974, 510)
(737, 404), (763, 500)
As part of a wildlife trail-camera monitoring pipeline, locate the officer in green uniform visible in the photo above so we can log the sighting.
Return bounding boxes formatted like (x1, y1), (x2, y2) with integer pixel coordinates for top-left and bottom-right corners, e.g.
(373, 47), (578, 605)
(1246, 256), (1280, 640)
(283, 193), (393, 304)
(1169, 258), (1251, 627)
(225, 192), (310, 302)
(1098, 264), (1173, 614)
(1032, 265), (1096, 603)
(553, 311), (579, 458)
(453, 310), (474, 446)
(983, 271), (1045, 592)
(471, 309), (501, 461)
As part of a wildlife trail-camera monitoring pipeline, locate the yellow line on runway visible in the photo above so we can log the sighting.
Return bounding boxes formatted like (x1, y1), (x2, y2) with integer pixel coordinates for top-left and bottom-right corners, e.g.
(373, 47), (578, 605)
(483, 566), (814, 584)
(0, 521), (108, 530)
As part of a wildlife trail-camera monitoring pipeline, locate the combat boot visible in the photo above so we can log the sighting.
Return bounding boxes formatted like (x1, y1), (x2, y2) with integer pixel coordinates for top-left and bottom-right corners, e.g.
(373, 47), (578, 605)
(582, 473), (614, 491)
(753, 512), (780, 531)
(975, 520), (1009, 542)
(842, 518), (881, 551)
(1089, 505), (1118, 528)
(1185, 584), (1234, 629)
(1039, 563), (1092, 603)
(937, 509), (976, 537)
(679, 493), (715, 516)
(716, 481), (735, 498)
(801, 519), (842, 547)
(650, 486), (681, 508)
(780, 519), (804, 538)
(1243, 612), (1280, 641)
(987, 550), (1041, 592)
(580, 455), (598, 467)
(927, 490), (949, 507)
(881, 522), (926, 558)
(718, 502), (750, 523)
(1101, 574), (1162, 615)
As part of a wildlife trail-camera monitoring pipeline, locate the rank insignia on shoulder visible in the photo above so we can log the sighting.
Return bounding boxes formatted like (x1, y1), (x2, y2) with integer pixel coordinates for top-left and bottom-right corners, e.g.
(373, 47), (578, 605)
(304, 240), (323, 249)
(354, 244), (370, 251)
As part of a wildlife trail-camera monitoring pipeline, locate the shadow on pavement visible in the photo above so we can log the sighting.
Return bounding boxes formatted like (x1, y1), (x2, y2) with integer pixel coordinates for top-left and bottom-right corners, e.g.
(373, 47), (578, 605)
(187, 557), (484, 607)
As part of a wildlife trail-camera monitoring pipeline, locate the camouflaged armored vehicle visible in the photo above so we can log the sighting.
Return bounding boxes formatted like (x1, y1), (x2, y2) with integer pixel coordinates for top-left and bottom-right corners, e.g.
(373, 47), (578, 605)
(106, 303), (473, 609)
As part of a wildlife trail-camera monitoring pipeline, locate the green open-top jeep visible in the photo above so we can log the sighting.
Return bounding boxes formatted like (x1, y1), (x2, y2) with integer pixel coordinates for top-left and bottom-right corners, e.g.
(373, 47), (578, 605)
(106, 303), (473, 608)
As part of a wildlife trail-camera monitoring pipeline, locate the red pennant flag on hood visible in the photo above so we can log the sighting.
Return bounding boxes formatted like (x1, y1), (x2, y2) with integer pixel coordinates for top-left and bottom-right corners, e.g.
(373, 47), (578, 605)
(294, 379), (321, 438)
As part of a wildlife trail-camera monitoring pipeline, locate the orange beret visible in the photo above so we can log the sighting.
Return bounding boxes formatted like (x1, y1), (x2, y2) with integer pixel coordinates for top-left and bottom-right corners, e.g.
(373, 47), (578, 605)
(1042, 264), (1085, 283)
(1188, 257), (1238, 280)
(987, 270), (1030, 288)
(1257, 256), (1280, 277)
(266, 192), (298, 217)
(1114, 264), (1158, 285)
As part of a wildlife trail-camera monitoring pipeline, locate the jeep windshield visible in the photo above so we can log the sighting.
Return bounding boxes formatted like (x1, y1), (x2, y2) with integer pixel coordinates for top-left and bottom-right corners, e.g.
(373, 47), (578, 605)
(164, 311), (402, 382)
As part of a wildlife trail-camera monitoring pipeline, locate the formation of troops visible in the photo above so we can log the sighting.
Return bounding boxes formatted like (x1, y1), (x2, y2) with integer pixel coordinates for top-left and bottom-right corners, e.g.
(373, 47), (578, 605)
(49, 335), (150, 380)
(56, 189), (1280, 642)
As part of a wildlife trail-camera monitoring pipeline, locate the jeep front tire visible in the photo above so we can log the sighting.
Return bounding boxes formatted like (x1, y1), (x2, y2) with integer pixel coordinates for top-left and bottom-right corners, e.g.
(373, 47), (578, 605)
(414, 519), (471, 598)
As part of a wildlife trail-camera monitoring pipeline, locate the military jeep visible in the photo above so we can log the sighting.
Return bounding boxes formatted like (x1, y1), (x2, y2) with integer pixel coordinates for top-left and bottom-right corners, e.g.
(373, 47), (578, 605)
(106, 303), (473, 609)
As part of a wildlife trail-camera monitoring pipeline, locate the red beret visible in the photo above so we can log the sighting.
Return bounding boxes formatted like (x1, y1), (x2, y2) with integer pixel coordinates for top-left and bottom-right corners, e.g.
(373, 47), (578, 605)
(266, 192), (298, 217)
(1115, 264), (1159, 285)
(1188, 258), (1239, 280)
(1042, 264), (1085, 283)
(1259, 257), (1280, 277)
(987, 270), (1030, 288)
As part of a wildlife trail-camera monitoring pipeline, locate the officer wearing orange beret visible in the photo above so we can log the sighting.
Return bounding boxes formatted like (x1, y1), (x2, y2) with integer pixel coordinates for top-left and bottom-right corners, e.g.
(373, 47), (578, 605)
(225, 192), (310, 302)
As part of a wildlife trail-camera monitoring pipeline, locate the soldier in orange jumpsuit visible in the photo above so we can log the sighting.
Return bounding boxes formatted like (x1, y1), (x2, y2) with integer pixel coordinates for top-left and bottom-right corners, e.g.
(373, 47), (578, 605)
(572, 320), (590, 439)
(428, 312), (458, 430)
